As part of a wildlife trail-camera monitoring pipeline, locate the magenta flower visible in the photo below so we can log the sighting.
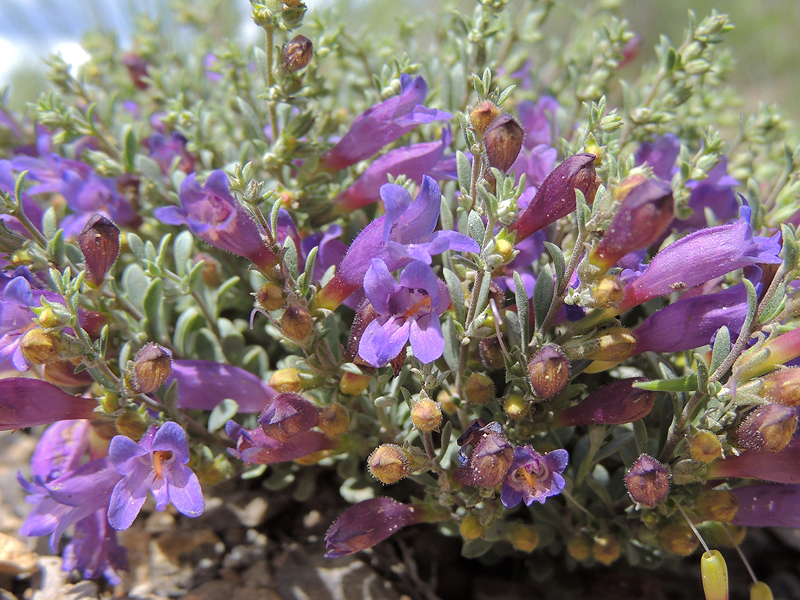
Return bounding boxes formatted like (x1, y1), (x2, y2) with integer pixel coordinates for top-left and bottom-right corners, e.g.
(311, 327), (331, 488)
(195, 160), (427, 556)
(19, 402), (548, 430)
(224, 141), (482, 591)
(107, 422), (205, 530)
(155, 170), (278, 270)
(731, 484), (800, 528)
(0, 379), (98, 430)
(358, 259), (450, 367)
(320, 75), (451, 172)
(225, 421), (334, 464)
(501, 446), (568, 508)
(710, 439), (800, 484)
(552, 378), (656, 427)
(317, 176), (478, 310)
(324, 497), (422, 558)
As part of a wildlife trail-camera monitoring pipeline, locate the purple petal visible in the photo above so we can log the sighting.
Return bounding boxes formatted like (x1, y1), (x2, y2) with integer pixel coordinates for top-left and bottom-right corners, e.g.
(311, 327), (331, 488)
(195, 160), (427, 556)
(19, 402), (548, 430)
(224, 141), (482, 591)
(164, 465), (205, 518)
(108, 435), (148, 473)
(108, 474), (151, 530)
(168, 360), (276, 412)
(399, 261), (440, 307)
(364, 259), (402, 314)
(151, 421), (191, 464)
(359, 317), (410, 367)
(154, 205), (188, 226)
(408, 312), (444, 364)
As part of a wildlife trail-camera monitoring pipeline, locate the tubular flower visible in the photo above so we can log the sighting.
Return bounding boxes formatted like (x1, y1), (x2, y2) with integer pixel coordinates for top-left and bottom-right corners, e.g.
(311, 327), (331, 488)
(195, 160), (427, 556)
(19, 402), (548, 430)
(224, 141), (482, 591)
(62, 510), (127, 585)
(258, 393), (320, 442)
(500, 446), (568, 508)
(317, 176), (478, 310)
(358, 259), (450, 368)
(155, 170), (278, 270)
(107, 422), (205, 530)
(319, 74), (451, 172)
(225, 420), (334, 465)
(731, 484), (800, 528)
(710, 439), (800, 484)
(553, 378), (656, 427)
(0, 378), (97, 430)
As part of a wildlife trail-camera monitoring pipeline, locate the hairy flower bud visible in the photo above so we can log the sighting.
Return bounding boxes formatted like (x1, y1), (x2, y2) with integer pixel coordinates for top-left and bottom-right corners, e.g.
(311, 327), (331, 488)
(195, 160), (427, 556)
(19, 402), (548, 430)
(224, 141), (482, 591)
(79, 214), (120, 286)
(758, 367), (800, 406)
(527, 344), (570, 400)
(283, 34), (313, 72)
(691, 431), (724, 463)
(454, 420), (513, 488)
(470, 101), (500, 136)
(368, 444), (412, 484)
(592, 535), (620, 565)
(503, 393), (528, 420)
(259, 393), (319, 442)
(697, 490), (739, 523)
(339, 371), (372, 396)
(567, 536), (592, 561)
(505, 522), (539, 553)
(257, 282), (285, 311)
(410, 397), (442, 432)
(131, 343), (172, 393)
(590, 179), (674, 273)
(658, 523), (698, 556)
(269, 368), (304, 393)
(484, 114), (524, 173)
(736, 404), (798, 453)
(281, 305), (312, 341)
(20, 329), (62, 365)
(319, 403), (349, 438)
(464, 372), (495, 405)
(590, 275), (624, 308)
(701, 550), (729, 600)
(625, 454), (671, 508)
(116, 410), (149, 439)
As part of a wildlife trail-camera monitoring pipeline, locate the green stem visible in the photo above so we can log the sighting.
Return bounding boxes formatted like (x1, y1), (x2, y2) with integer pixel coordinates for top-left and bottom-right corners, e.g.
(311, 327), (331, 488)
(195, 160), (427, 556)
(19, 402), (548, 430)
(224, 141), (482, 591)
(658, 390), (705, 463)
(265, 26), (280, 142)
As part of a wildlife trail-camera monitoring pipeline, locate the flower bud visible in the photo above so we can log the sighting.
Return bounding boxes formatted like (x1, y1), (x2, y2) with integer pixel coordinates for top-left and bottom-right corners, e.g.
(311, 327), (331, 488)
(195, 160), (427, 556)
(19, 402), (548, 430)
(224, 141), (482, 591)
(553, 378), (655, 427)
(131, 343), (172, 393)
(257, 281), (285, 311)
(590, 179), (674, 273)
(568, 327), (636, 362)
(701, 550), (729, 600)
(459, 514), (485, 540)
(484, 114), (524, 173)
(37, 306), (69, 329)
(750, 581), (774, 600)
(123, 53), (148, 90)
(658, 523), (698, 556)
(590, 275), (624, 308)
(116, 410), (148, 440)
(437, 389), (458, 415)
(470, 101), (500, 136)
(20, 329), (62, 364)
(527, 344), (570, 400)
(319, 403), (349, 438)
(592, 535), (620, 565)
(464, 372), (495, 405)
(78, 214), (120, 286)
(503, 393), (528, 420)
(410, 397), (442, 432)
(625, 454), (671, 508)
(281, 305), (312, 341)
(479, 337), (505, 370)
(567, 535), (592, 561)
(194, 252), (222, 287)
(325, 498), (421, 558)
(453, 420), (513, 488)
(283, 35), (313, 72)
(368, 444), (411, 484)
(339, 371), (372, 396)
(505, 522), (539, 553)
(736, 404), (798, 453)
(758, 367), (800, 406)
(269, 368), (304, 393)
(259, 393), (319, 442)
(42, 360), (93, 388)
(691, 431), (723, 463)
(697, 490), (739, 523)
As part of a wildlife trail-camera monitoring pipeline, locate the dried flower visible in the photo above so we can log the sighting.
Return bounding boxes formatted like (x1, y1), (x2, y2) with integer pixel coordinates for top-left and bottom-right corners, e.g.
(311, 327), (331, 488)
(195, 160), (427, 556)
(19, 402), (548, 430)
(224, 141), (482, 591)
(484, 114), (524, 173)
(258, 393), (319, 442)
(625, 454), (670, 508)
(131, 343), (172, 393)
(454, 420), (513, 488)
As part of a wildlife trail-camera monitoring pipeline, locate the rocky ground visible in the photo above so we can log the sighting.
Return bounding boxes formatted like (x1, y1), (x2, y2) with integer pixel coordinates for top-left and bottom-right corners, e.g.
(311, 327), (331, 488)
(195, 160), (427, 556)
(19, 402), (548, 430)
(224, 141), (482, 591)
(3, 429), (800, 600)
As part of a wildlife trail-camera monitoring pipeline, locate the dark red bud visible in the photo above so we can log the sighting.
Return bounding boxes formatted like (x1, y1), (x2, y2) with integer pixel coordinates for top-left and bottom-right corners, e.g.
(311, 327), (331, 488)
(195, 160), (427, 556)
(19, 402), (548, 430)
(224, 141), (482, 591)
(78, 214), (120, 285)
(625, 454), (671, 508)
(259, 393), (319, 442)
(484, 114), (524, 173)
(283, 35), (313, 72)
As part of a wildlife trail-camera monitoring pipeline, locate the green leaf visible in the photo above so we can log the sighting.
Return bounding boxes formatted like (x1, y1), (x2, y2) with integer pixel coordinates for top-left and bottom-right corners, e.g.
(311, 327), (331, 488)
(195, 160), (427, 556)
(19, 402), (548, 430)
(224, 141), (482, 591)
(143, 277), (164, 338)
(174, 231), (193, 277)
(122, 124), (137, 173)
(781, 224), (798, 270)
(47, 229), (65, 265)
(593, 432), (635, 462)
(127, 233), (146, 261)
(283, 236), (299, 279)
(456, 150), (471, 195)
(174, 307), (204, 355)
(544, 242), (566, 286)
(695, 352), (709, 394)
(42, 207), (57, 239)
(208, 399), (239, 432)
(374, 395), (398, 408)
(496, 84), (516, 105)
(473, 271), (491, 318)
(437, 421), (453, 464)
(468, 210), (485, 245)
(301, 246), (318, 295)
(533, 263), (554, 331)
(709, 326), (730, 374)
(634, 375), (698, 392)
(462, 538), (493, 559)
(123, 264), (149, 309)
(443, 268), (466, 325)
(513, 271), (529, 348)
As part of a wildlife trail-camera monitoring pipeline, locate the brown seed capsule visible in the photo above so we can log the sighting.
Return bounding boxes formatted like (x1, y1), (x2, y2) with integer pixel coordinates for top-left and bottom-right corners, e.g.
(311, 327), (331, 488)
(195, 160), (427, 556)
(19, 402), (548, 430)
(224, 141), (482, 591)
(464, 372), (495, 405)
(283, 35), (313, 73)
(690, 431), (723, 463)
(625, 454), (671, 508)
(410, 397), (443, 432)
(469, 101), (501, 136)
(281, 305), (312, 341)
(484, 114), (524, 173)
(78, 214), (120, 286)
(368, 444), (411, 485)
(131, 343), (172, 393)
(20, 329), (62, 365)
(319, 403), (349, 438)
(527, 344), (570, 400)
(696, 490), (739, 523)
(736, 404), (798, 453)
(257, 282), (285, 311)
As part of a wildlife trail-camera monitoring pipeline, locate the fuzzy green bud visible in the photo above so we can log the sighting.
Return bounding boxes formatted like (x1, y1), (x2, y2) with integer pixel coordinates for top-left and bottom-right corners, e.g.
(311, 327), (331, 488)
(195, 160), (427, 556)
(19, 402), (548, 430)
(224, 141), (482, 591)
(257, 282), (285, 311)
(503, 393), (528, 420)
(470, 100), (500, 137)
(319, 403), (349, 438)
(281, 305), (312, 341)
(567, 536), (592, 561)
(459, 514), (485, 541)
(464, 372), (495, 405)
(269, 368), (304, 393)
(339, 371), (372, 396)
(658, 523), (698, 556)
(505, 522), (539, 553)
(368, 444), (411, 485)
(116, 410), (148, 440)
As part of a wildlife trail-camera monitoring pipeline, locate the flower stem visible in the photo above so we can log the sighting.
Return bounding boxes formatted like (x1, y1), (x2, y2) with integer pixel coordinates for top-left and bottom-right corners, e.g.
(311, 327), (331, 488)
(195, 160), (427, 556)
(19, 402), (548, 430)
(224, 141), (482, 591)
(265, 26), (280, 143)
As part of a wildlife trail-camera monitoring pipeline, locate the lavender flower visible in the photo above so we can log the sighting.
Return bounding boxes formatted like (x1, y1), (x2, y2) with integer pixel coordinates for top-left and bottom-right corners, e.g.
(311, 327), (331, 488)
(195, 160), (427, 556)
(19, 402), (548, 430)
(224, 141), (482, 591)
(501, 446), (568, 508)
(225, 421), (334, 464)
(678, 159), (740, 231)
(145, 132), (195, 175)
(107, 422), (205, 530)
(0, 379), (97, 430)
(334, 130), (456, 213)
(30, 420), (91, 482)
(324, 497), (422, 558)
(320, 75), (451, 172)
(155, 170), (278, 270)
(358, 259), (450, 367)
(0, 275), (40, 371)
(317, 176), (478, 310)
(635, 133), (680, 180)
(62, 511), (127, 584)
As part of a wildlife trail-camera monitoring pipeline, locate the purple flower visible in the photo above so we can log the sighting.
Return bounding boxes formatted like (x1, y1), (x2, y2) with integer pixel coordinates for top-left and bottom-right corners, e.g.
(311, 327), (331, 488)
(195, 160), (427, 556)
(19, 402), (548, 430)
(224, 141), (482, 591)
(62, 510), (127, 584)
(107, 422), (205, 530)
(617, 206), (781, 313)
(155, 170), (278, 270)
(0, 378), (98, 430)
(510, 143), (558, 189)
(631, 282), (749, 355)
(299, 224), (347, 284)
(677, 159), (740, 231)
(320, 75), (451, 172)
(635, 133), (680, 180)
(710, 439), (800, 484)
(553, 378), (656, 427)
(334, 130), (456, 213)
(225, 421), (334, 464)
(453, 420), (514, 488)
(166, 359), (276, 413)
(30, 420), (91, 483)
(317, 176), (478, 310)
(258, 392), (319, 442)
(0, 275), (39, 371)
(731, 484), (800, 528)
(145, 132), (195, 175)
(358, 259), (450, 367)
(517, 97), (559, 148)
(0, 160), (44, 236)
(324, 497), (422, 558)
(501, 446), (568, 508)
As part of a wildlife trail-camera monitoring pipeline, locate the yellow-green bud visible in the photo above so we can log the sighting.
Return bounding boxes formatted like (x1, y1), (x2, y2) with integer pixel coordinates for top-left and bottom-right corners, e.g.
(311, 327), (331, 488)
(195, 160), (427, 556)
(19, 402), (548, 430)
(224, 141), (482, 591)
(437, 389), (458, 415)
(658, 523), (698, 556)
(20, 329), (62, 364)
(339, 371), (371, 396)
(697, 490), (739, 523)
(257, 282), (285, 311)
(495, 238), (514, 263)
(368, 444), (411, 485)
(590, 275), (624, 308)
(691, 432), (724, 463)
(701, 550), (729, 600)
(410, 397), (442, 432)
(567, 536), (592, 561)
(131, 343), (172, 394)
(503, 393), (528, 420)
(464, 372), (495, 405)
(116, 411), (148, 440)
(269, 368), (304, 393)
(750, 581), (774, 600)
(319, 403), (349, 438)
(37, 306), (68, 329)
(505, 522), (539, 553)
(101, 392), (121, 413)
(459, 514), (485, 540)
(592, 535), (620, 565)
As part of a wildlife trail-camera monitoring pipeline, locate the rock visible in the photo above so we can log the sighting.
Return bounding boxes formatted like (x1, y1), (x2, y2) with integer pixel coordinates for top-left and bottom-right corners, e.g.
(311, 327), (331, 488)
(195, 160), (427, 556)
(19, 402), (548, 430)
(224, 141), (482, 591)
(0, 533), (38, 576)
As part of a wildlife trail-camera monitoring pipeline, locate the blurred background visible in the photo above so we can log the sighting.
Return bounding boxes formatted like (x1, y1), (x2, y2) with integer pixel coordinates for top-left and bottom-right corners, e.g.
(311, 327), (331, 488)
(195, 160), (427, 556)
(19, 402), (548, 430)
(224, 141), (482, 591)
(0, 0), (798, 119)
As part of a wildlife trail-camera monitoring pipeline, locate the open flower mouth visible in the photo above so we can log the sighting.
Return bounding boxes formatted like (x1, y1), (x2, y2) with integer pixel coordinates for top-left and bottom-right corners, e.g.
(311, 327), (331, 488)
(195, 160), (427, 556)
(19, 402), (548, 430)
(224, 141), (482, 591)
(152, 450), (174, 479)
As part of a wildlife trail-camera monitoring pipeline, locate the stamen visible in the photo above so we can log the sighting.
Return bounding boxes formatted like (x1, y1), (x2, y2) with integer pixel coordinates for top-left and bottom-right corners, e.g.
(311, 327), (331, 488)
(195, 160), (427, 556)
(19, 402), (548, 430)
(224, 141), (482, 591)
(152, 450), (173, 479)
(404, 295), (432, 318)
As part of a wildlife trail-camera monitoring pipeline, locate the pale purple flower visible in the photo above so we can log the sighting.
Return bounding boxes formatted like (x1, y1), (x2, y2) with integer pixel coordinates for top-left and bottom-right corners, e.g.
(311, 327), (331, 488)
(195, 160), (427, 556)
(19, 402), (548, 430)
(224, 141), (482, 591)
(501, 445), (568, 508)
(0, 275), (39, 371)
(0, 378), (98, 430)
(145, 132), (195, 174)
(678, 159), (740, 230)
(635, 133), (680, 180)
(107, 422), (205, 530)
(320, 75), (451, 172)
(62, 510), (127, 584)
(300, 224), (347, 283)
(510, 143), (558, 189)
(0, 159), (44, 236)
(358, 259), (450, 367)
(30, 420), (91, 483)
(155, 170), (278, 270)
(324, 497), (422, 558)
(517, 97), (559, 148)
(225, 420), (334, 465)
